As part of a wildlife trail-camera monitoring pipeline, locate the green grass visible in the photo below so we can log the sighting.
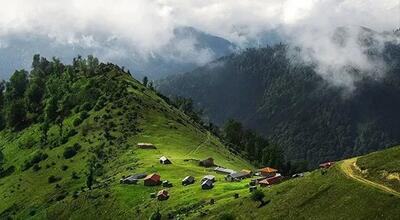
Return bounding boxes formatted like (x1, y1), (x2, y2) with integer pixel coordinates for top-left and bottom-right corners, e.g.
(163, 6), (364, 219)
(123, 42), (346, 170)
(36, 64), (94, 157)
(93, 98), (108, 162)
(357, 146), (400, 192)
(1, 70), (400, 219)
(0, 73), (253, 219)
(204, 164), (400, 220)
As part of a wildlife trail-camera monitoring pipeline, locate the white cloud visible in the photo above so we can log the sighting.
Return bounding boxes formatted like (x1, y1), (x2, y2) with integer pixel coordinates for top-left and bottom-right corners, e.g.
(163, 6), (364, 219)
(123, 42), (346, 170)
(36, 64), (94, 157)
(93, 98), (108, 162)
(0, 0), (398, 84)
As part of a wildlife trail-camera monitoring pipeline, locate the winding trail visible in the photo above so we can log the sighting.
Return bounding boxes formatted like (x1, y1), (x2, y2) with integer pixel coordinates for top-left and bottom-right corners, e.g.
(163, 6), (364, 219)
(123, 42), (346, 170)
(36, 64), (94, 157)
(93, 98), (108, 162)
(339, 157), (400, 197)
(184, 131), (211, 157)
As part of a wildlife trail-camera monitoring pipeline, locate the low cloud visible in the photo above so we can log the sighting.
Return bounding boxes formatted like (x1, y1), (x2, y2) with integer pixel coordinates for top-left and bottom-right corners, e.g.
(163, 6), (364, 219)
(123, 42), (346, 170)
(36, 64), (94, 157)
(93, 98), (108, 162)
(0, 0), (399, 85)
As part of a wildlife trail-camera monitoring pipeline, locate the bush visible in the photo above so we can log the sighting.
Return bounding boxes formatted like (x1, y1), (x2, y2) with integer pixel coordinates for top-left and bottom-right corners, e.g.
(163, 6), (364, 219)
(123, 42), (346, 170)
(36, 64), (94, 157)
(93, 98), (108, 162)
(251, 190), (265, 203)
(48, 175), (62, 183)
(0, 166), (15, 178)
(80, 111), (89, 120)
(219, 213), (236, 220)
(32, 164), (41, 172)
(63, 143), (81, 159)
(80, 102), (93, 112)
(73, 118), (82, 127)
(22, 152), (48, 171)
(61, 165), (68, 171)
(149, 210), (161, 220)
(66, 129), (78, 138)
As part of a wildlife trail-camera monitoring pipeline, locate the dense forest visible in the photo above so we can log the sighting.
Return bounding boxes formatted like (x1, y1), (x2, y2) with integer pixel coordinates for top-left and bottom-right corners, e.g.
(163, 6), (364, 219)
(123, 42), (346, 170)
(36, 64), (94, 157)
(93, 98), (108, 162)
(159, 32), (400, 166)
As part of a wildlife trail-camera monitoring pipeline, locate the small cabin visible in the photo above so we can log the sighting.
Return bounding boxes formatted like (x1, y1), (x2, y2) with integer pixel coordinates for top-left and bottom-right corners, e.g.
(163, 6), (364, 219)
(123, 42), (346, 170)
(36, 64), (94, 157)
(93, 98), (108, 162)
(225, 171), (251, 182)
(144, 173), (161, 186)
(201, 179), (214, 190)
(214, 167), (236, 175)
(201, 175), (216, 183)
(258, 167), (278, 177)
(259, 173), (282, 187)
(199, 157), (215, 167)
(319, 162), (335, 169)
(162, 180), (173, 187)
(182, 176), (195, 186)
(160, 156), (172, 164)
(120, 173), (147, 184)
(157, 190), (169, 201)
(137, 143), (156, 149)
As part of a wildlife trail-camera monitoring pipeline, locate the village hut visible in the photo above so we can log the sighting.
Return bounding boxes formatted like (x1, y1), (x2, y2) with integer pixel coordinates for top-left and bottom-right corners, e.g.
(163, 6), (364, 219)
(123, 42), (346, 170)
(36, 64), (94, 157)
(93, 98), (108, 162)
(137, 143), (156, 149)
(214, 167), (236, 175)
(144, 173), (161, 186)
(201, 175), (216, 183)
(182, 176), (195, 185)
(249, 186), (257, 192)
(201, 179), (214, 190)
(241, 169), (253, 176)
(225, 171), (251, 182)
(162, 180), (173, 187)
(120, 173), (147, 184)
(258, 167), (278, 177)
(159, 156), (172, 164)
(319, 161), (335, 169)
(157, 190), (169, 201)
(199, 157), (214, 167)
(259, 173), (282, 187)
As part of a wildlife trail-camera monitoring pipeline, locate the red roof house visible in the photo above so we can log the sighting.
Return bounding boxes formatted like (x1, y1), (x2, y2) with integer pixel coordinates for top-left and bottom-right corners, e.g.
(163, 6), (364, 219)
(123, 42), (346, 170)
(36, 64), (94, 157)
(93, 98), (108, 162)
(144, 173), (161, 186)
(157, 189), (169, 201)
(319, 162), (335, 169)
(259, 174), (282, 187)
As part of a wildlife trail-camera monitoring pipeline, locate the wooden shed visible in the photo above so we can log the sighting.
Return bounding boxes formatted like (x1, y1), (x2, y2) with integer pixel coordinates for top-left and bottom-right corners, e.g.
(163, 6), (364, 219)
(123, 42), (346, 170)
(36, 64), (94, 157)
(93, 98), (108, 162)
(199, 157), (214, 167)
(157, 190), (169, 201)
(258, 167), (278, 177)
(182, 176), (195, 185)
(144, 173), (161, 186)
(137, 143), (156, 149)
(159, 156), (172, 164)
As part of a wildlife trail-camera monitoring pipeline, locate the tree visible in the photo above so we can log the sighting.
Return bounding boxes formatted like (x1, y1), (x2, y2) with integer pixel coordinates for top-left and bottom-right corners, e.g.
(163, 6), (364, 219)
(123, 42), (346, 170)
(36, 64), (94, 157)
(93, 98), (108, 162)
(6, 70), (28, 100)
(6, 99), (27, 130)
(25, 78), (44, 114)
(251, 189), (265, 205)
(44, 97), (58, 122)
(142, 76), (148, 87)
(223, 119), (244, 147)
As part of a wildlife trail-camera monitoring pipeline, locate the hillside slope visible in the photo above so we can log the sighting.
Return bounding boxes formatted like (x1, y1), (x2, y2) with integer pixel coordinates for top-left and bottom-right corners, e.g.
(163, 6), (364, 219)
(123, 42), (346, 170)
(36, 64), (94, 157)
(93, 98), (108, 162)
(0, 57), (252, 219)
(158, 33), (400, 166)
(205, 146), (400, 220)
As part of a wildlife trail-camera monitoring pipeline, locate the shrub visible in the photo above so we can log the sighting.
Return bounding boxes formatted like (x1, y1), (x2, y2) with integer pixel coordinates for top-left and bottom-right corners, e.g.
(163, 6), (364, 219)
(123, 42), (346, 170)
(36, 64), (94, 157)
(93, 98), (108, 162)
(219, 213), (236, 220)
(66, 129), (78, 138)
(0, 166), (15, 178)
(80, 111), (89, 120)
(48, 175), (61, 183)
(61, 165), (68, 171)
(63, 143), (81, 159)
(73, 118), (82, 127)
(149, 210), (161, 220)
(22, 152), (48, 171)
(251, 189), (265, 203)
(80, 102), (93, 112)
(32, 164), (41, 172)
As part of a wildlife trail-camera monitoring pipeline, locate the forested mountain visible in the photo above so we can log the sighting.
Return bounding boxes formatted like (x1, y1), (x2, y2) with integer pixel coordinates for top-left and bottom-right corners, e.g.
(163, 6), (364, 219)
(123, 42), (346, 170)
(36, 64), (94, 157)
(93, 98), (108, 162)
(158, 32), (400, 166)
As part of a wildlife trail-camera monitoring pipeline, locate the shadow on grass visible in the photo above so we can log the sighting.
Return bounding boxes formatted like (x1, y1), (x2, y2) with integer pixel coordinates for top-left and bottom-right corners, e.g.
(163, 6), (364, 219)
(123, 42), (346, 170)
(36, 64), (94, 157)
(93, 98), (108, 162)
(257, 199), (271, 208)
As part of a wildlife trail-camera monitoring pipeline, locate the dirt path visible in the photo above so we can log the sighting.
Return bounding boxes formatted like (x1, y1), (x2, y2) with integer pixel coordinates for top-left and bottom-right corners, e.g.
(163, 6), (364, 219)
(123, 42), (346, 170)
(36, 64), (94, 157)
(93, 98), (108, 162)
(339, 157), (400, 197)
(184, 131), (211, 157)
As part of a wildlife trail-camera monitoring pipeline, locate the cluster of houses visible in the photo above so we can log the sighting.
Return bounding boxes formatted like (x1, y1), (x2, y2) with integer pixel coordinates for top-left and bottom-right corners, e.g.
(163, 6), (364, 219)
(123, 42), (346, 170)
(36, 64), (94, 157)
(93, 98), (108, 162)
(126, 143), (337, 201)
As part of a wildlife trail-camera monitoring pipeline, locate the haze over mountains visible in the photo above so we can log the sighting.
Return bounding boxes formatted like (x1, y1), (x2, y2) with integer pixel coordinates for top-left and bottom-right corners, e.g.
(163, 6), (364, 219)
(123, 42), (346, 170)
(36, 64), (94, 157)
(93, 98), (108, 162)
(159, 27), (400, 165)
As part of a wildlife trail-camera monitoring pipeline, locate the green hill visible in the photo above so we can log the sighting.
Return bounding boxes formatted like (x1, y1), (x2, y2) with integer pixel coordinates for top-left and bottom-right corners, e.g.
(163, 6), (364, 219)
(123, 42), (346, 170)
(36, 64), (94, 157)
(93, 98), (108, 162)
(206, 147), (400, 220)
(0, 56), (252, 219)
(1, 56), (400, 219)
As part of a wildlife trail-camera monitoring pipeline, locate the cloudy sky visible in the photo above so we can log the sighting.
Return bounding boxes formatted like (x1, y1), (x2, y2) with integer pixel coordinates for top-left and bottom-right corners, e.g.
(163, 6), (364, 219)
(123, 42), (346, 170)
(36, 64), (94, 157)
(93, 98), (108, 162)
(0, 0), (399, 84)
